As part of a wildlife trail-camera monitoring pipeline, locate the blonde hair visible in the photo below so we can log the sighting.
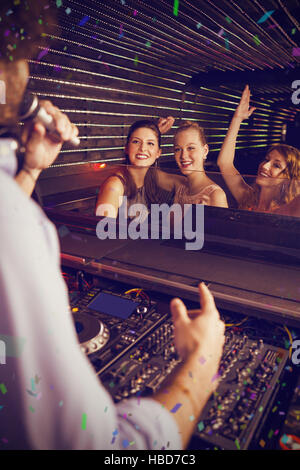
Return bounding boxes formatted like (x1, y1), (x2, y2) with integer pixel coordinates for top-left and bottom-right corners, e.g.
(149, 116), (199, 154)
(239, 144), (300, 211)
(174, 121), (207, 146)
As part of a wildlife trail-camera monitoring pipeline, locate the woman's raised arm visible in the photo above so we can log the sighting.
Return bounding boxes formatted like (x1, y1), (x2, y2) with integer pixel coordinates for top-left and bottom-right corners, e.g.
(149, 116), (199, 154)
(217, 85), (256, 204)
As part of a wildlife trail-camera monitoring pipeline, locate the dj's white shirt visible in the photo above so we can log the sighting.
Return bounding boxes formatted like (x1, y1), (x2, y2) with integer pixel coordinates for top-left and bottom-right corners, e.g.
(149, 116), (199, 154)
(0, 141), (181, 450)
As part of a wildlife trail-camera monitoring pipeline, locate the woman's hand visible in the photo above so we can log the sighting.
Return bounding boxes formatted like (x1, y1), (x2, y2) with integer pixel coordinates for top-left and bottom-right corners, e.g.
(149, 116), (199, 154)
(157, 116), (175, 134)
(234, 85), (256, 122)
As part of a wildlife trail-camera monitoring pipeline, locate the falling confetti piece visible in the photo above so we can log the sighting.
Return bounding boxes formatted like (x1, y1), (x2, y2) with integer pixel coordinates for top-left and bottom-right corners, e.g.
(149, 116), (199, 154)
(59, 400), (63, 406)
(173, 0), (179, 17)
(81, 413), (87, 430)
(133, 10), (137, 16)
(170, 403), (182, 413)
(291, 28), (296, 35)
(0, 384), (7, 395)
(145, 41), (151, 47)
(257, 10), (275, 24)
(211, 373), (220, 383)
(218, 28), (224, 37)
(259, 439), (266, 447)
(235, 439), (240, 449)
(79, 16), (90, 27)
(122, 439), (130, 448)
(56, 0), (62, 7)
(198, 421), (205, 432)
(29, 406), (35, 413)
(189, 415), (195, 421)
(225, 16), (232, 23)
(58, 225), (70, 238)
(65, 7), (71, 14)
(134, 55), (138, 66)
(292, 48), (300, 57)
(253, 35), (261, 45)
(196, 22), (202, 29)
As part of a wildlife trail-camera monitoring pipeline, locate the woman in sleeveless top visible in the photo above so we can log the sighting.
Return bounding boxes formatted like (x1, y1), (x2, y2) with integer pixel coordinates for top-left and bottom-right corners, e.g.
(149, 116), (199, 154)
(173, 121), (228, 209)
(95, 118), (182, 218)
(217, 85), (300, 217)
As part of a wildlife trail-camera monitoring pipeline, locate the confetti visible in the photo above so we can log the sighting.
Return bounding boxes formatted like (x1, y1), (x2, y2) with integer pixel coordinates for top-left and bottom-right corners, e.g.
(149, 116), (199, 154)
(122, 439), (130, 448)
(59, 400), (63, 406)
(133, 10), (137, 16)
(170, 403), (182, 413)
(65, 8), (71, 14)
(198, 421), (205, 432)
(253, 35), (261, 46)
(259, 439), (266, 447)
(56, 0), (62, 7)
(196, 22), (202, 29)
(29, 406), (35, 413)
(81, 413), (87, 430)
(291, 28), (296, 35)
(173, 0), (179, 17)
(225, 16), (232, 23)
(292, 48), (300, 57)
(79, 16), (90, 27)
(189, 415), (195, 421)
(0, 384), (7, 395)
(257, 10), (275, 24)
(36, 47), (49, 61)
(134, 55), (138, 66)
(235, 438), (240, 450)
(218, 28), (224, 37)
(58, 225), (70, 238)
(211, 373), (220, 383)
(145, 41), (151, 47)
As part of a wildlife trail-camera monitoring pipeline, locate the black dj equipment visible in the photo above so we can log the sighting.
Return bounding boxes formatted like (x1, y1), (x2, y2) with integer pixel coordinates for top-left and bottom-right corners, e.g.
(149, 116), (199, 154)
(69, 286), (290, 450)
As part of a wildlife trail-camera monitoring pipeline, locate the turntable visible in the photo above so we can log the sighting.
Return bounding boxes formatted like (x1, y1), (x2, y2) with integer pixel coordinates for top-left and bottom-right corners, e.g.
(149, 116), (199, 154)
(73, 312), (110, 355)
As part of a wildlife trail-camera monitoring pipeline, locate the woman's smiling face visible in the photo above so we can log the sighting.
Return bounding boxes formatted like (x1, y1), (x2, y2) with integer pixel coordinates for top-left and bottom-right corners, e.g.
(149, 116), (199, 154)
(256, 149), (288, 187)
(126, 127), (161, 167)
(174, 128), (208, 175)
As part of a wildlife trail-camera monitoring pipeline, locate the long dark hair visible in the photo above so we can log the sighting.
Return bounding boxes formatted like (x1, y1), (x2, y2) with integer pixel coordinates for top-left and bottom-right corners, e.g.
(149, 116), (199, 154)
(110, 119), (174, 207)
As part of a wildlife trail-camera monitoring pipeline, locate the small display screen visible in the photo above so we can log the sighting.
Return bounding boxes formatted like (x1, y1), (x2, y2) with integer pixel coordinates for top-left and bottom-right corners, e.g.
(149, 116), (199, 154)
(88, 292), (137, 319)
